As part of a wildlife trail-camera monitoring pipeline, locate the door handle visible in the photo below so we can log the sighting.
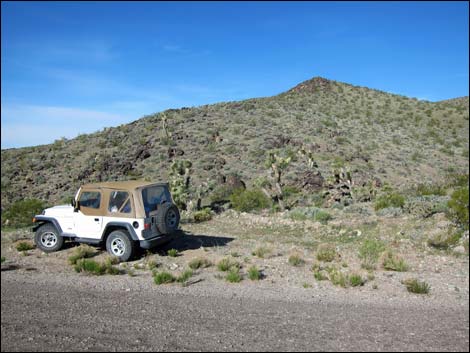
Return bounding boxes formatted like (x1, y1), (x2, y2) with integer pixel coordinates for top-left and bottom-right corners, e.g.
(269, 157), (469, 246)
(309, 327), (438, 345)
(94, 218), (99, 222)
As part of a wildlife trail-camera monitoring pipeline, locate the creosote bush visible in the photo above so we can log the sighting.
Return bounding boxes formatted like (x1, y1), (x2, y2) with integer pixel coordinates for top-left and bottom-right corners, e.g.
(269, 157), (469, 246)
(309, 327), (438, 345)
(2, 199), (46, 228)
(374, 192), (405, 211)
(358, 238), (385, 270)
(447, 186), (469, 230)
(230, 188), (271, 212)
(193, 208), (212, 223)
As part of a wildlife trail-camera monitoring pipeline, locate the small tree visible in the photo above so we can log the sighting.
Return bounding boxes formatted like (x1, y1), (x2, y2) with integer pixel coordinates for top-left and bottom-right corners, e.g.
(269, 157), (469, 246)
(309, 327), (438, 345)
(261, 151), (291, 211)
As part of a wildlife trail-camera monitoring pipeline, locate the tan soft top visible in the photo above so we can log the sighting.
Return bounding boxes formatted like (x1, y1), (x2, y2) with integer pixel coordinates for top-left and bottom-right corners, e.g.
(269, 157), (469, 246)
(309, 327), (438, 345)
(81, 180), (168, 191)
(78, 180), (170, 218)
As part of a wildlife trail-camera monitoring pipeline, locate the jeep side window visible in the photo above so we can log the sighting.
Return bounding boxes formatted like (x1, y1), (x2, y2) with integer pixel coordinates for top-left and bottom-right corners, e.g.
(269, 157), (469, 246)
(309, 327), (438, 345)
(109, 191), (131, 213)
(79, 191), (101, 209)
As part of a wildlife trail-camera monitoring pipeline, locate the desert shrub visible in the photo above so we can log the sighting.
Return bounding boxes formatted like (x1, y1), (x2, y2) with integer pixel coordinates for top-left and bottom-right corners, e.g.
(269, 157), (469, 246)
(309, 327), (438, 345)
(288, 254), (305, 266)
(74, 258), (120, 275)
(15, 241), (35, 252)
(403, 278), (430, 294)
(374, 192), (405, 211)
(167, 249), (179, 257)
(248, 266), (262, 280)
(193, 208), (212, 223)
(329, 268), (348, 287)
(188, 257), (211, 270)
(381, 251), (409, 272)
(427, 228), (462, 249)
(210, 185), (243, 203)
(2, 199), (46, 228)
(217, 258), (240, 272)
(404, 196), (449, 218)
(153, 271), (176, 285)
(176, 269), (194, 285)
(68, 245), (96, 265)
(316, 244), (338, 262)
(252, 246), (271, 258)
(230, 188), (271, 212)
(414, 183), (447, 196)
(348, 273), (365, 287)
(288, 207), (332, 224)
(358, 239), (385, 270)
(225, 268), (242, 283)
(447, 187), (469, 230)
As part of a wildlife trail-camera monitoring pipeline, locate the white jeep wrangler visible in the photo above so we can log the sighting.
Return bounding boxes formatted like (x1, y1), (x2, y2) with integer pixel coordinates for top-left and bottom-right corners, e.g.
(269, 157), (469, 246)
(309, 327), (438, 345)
(32, 181), (180, 261)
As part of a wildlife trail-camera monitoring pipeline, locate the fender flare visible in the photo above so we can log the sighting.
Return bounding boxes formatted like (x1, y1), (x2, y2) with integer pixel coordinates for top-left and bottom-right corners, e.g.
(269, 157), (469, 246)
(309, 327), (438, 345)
(32, 216), (63, 234)
(102, 222), (139, 241)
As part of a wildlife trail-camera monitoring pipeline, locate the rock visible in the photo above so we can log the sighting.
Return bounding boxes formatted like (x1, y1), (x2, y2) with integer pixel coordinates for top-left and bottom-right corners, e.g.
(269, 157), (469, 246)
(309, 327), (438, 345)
(453, 245), (466, 254)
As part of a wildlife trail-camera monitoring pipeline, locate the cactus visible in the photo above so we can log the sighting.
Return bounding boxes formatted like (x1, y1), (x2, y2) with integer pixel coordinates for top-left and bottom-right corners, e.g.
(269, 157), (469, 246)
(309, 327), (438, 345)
(169, 160), (192, 210)
(298, 145), (318, 170)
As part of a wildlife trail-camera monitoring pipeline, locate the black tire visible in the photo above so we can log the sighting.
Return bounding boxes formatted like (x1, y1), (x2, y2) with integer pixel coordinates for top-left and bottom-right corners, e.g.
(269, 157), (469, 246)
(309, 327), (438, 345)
(35, 223), (64, 253)
(156, 203), (180, 234)
(106, 230), (136, 262)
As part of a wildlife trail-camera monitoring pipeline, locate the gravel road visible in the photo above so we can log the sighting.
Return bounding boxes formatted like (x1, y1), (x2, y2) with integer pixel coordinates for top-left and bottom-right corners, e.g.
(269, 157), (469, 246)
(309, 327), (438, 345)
(1, 271), (468, 352)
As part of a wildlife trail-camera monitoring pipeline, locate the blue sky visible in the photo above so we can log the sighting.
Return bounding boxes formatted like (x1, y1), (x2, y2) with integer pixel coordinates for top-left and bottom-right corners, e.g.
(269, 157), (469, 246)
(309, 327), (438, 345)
(1, 1), (468, 149)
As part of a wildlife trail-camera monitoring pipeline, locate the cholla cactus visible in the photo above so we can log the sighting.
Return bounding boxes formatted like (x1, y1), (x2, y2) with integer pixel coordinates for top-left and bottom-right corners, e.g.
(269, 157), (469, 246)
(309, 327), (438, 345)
(169, 160), (192, 209)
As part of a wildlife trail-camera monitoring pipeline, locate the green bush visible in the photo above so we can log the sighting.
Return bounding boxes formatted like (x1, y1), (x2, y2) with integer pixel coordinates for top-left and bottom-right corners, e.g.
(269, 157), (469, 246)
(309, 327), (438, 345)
(374, 192), (405, 211)
(348, 273), (365, 287)
(252, 246), (271, 258)
(2, 199), (46, 228)
(316, 244), (338, 262)
(414, 183), (447, 196)
(447, 187), (469, 230)
(15, 241), (35, 252)
(188, 257), (211, 270)
(358, 239), (385, 270)
(428, 229), (462, 249)
(288, 207), (332, 224)
(193, 208), (212, 223)
(225, 268), (242, 283)
(230, 188), (271, 212)
(217, 258), (240, 272)
(167, 249), (179, 257)
(74, 258), (120, 275)
(210, 185), (243, 203)
(153, 271), (176, 285)
(381, 251), (409, 272)
(177, 269), (194, 285)
(403, 278), (430, 294)
(288, 254), (305, 266)
(248, 266), (262, 280)
(68, 245), (96, 265)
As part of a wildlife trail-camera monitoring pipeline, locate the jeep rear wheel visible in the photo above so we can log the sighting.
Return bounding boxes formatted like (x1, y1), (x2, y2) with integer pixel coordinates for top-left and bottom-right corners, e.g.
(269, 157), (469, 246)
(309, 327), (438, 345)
(35, 223), (64, 253)
(106, 230), (135, 262)
(156, 203), (180, 234)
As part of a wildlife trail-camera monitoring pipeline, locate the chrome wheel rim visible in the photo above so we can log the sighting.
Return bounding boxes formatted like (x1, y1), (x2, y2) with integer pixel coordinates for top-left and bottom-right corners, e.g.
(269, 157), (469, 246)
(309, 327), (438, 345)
(40, 232), (57, 248)
(111, 238), (125, 256)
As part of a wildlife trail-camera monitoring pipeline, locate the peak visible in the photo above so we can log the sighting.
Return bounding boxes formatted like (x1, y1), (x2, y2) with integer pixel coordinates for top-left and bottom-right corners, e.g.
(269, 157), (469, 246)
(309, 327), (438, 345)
(288, 76), (334, 94)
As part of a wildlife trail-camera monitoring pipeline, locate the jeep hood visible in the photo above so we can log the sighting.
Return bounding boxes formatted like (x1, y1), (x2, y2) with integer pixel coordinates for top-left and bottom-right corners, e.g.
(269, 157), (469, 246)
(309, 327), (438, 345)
(43, 205), (74, 217)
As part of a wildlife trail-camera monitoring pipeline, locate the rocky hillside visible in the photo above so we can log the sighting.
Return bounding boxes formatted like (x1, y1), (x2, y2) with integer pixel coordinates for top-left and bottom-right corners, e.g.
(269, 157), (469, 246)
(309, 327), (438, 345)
(1, 77), (469, 207)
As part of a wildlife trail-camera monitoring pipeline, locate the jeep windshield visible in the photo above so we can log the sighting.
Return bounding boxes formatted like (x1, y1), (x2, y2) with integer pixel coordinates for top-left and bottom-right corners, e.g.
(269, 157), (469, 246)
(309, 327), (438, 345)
(141, 185), (172, 217)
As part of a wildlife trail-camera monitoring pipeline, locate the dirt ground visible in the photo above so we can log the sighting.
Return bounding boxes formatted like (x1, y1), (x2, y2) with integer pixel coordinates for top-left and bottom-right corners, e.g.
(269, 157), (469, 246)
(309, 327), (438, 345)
(1, 211), (469, 351)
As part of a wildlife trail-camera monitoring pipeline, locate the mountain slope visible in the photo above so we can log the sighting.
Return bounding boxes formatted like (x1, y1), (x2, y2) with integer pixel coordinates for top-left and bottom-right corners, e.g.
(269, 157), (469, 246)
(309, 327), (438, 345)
(1, 77), (469, 207)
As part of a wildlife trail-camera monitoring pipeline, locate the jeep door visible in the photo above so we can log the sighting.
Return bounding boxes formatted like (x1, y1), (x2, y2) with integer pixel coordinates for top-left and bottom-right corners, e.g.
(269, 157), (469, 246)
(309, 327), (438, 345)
(73, 189), (104, 239)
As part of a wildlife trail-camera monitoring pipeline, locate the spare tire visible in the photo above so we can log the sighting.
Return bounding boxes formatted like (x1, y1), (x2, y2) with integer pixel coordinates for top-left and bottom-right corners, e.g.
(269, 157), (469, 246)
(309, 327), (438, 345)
(156, 203), (180, 234)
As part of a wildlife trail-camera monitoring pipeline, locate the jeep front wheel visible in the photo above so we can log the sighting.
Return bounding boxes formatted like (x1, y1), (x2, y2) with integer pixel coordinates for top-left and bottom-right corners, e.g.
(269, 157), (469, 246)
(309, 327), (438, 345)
(35, 223), (64, 253)
(106, 230), (135, 262)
